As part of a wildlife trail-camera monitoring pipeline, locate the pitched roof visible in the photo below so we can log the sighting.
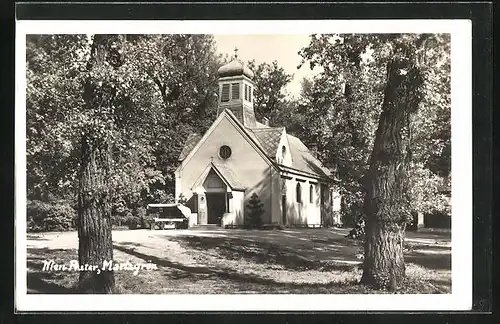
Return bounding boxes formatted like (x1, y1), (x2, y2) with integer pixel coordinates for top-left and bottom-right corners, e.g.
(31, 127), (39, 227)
(178, 133), (202, 161)
(178, 109), (333, 180)
(212, 163), (247, 190)
(249, 127), (284, 159)
(285, 135), (332, 178)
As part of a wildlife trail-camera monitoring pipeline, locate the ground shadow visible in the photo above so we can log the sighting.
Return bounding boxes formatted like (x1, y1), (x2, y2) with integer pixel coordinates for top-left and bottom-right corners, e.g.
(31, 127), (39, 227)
(26, 248), (77, 294)
(405, 252), (451, 271)
(311, 236), (362, 246)
(113, 243), (358, 293)
(163, 235), (359, 272)
(404, 243), (451, 251)
(27, 272), (75, 294)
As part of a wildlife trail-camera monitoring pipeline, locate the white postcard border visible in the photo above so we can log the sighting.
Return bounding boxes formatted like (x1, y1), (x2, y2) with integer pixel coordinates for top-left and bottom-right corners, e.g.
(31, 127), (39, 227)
(15, 19), (472, 312)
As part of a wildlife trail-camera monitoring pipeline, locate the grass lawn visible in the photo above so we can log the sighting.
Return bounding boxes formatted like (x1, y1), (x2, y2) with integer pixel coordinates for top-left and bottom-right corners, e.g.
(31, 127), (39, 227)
(26, 228), (451, 294)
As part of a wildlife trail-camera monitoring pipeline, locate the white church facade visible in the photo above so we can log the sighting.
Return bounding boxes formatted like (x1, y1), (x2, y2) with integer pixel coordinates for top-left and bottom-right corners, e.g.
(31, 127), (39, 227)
(175, 55), (341, 227)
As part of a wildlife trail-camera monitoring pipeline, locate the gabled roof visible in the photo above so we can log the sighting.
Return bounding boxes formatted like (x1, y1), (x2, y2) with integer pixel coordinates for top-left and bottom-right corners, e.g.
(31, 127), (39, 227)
(285, 135), (332, 178)
(178, 108), (333, 181)
(212, 163), (246, 190)
(191, 162), (246, 191)
(178, 133), (202, 162)
(249, 127), (284, 159)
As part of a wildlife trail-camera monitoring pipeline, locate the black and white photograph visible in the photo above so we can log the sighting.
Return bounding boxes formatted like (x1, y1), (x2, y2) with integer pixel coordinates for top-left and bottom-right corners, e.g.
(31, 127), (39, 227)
(15, 19), (472, 311)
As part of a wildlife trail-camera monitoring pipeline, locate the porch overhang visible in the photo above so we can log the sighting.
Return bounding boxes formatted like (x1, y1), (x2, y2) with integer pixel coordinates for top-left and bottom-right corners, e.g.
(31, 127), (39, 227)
(190, 162), (247, 192)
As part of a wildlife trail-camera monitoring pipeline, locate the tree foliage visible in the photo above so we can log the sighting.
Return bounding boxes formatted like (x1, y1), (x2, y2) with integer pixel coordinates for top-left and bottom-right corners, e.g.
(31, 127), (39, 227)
(247, 60), (293, 123)
(26, 33), (451, 292)
(298, 33), (451, 289)
(297, 34), (451, 223)
(26, 34), (222, 222)
(26, 34), (222, 292)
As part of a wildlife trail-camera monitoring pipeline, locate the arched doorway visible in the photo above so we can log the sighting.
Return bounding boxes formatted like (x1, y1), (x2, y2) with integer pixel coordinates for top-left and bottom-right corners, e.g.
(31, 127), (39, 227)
(203, 169), (228, 225)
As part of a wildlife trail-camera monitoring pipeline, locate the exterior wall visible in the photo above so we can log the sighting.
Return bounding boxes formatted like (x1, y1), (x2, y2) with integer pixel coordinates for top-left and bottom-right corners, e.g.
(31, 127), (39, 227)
(280, 173), (322, 227)
(331, 188), (342, 225)
(275, 132), (293, 166)
(270, 167), (282, 224)
(177, 114), (274, 224)
(197, 191), (207, 225)
(306, 182), (321, 226)
(222, 190), (245, 226)
(244, 166), (273, 225)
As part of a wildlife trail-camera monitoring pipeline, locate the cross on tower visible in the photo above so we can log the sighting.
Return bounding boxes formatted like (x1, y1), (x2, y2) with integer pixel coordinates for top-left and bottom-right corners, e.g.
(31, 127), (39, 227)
(234, 47), (239, 58)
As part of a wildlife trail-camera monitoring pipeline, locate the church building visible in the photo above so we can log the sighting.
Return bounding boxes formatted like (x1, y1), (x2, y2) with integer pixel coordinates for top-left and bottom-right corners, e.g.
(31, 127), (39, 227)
(175, 53), (341, 227)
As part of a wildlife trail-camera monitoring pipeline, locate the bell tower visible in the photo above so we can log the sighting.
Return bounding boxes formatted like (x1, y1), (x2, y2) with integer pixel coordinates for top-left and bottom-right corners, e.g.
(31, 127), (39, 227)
(217, 48), (256, 128)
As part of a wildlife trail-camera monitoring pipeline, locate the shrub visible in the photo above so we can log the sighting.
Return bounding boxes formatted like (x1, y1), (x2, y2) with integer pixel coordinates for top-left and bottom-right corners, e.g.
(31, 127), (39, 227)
(142, 215), (155, 229)
(112, 215), (128, 227)
(134, 206), (148, 228)
(245, 193), (264, 229)
(27, 200), (76, 232)
(126, 215), (140, 230)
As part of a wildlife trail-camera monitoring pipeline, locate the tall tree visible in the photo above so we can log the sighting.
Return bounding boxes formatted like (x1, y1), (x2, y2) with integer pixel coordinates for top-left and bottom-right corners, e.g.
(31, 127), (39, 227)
(360, 35), (427, 290)
(77, 35), (127, 293)
(26, 34), (222, 290)
(299, 33), (450, 289)
(247, 60), (292, 123)
(124, 35), (221, 198)
(298, 35), (384, 225)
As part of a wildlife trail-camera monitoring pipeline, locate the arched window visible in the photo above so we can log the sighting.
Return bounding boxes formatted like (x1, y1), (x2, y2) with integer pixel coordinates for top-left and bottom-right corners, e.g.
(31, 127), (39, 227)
(309, 184), (314, 204)
(296, 183), (302, 203)
(278, 145), (286, 164)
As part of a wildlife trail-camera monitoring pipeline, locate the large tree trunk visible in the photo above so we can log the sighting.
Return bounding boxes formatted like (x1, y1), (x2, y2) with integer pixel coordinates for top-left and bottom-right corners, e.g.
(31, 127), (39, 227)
(361, 51), (423, 290)
(76, 35), (117, 293)
(77, 133), (114, 293)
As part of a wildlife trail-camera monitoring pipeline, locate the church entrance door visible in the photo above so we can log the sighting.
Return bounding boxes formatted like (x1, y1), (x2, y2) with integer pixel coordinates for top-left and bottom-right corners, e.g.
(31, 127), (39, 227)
(206, 193), (226, 225)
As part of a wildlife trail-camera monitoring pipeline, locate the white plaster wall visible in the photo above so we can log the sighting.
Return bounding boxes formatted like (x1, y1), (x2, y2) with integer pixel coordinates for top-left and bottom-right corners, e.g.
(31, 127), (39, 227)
(270, 168), (282, 224)
(306, 182), (321, 226)
(231, 191), (245, 225)
(222, 190), (245, 227)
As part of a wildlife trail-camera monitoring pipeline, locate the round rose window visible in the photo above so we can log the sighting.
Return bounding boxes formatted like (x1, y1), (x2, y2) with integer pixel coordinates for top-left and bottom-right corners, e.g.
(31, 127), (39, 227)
(219, 145), (232, 159)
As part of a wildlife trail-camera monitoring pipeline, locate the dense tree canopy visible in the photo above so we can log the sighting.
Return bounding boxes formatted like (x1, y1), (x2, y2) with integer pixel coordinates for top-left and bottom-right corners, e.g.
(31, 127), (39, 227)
(26, 34), (222, 231)
(26, 33), (450, 231)
(247, 60), (293, 123)
(296, 34), (451, 224)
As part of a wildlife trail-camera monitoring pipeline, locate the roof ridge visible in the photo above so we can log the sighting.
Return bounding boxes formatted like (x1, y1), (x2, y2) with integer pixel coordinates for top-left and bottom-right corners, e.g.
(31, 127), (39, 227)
(250, 127), (284, 131)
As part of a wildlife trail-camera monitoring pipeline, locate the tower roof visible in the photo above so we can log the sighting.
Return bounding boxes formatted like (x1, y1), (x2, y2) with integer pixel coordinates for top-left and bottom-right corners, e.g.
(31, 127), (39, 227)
(217, 58), (254, 79)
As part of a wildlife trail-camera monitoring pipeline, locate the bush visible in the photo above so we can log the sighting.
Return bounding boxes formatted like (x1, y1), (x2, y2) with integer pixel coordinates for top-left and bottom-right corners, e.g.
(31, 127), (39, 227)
(112, 215), (128, 227)
(27, 200), (76, 232)
(126, 215), (140, 230)
(340, 195), (364, 228)
(134, 206), (148, 228)
(245, 193), (264, 229)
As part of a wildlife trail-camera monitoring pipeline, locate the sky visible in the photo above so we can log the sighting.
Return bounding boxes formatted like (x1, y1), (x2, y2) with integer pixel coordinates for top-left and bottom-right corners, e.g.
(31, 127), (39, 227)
(213, 34), (321, 98)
